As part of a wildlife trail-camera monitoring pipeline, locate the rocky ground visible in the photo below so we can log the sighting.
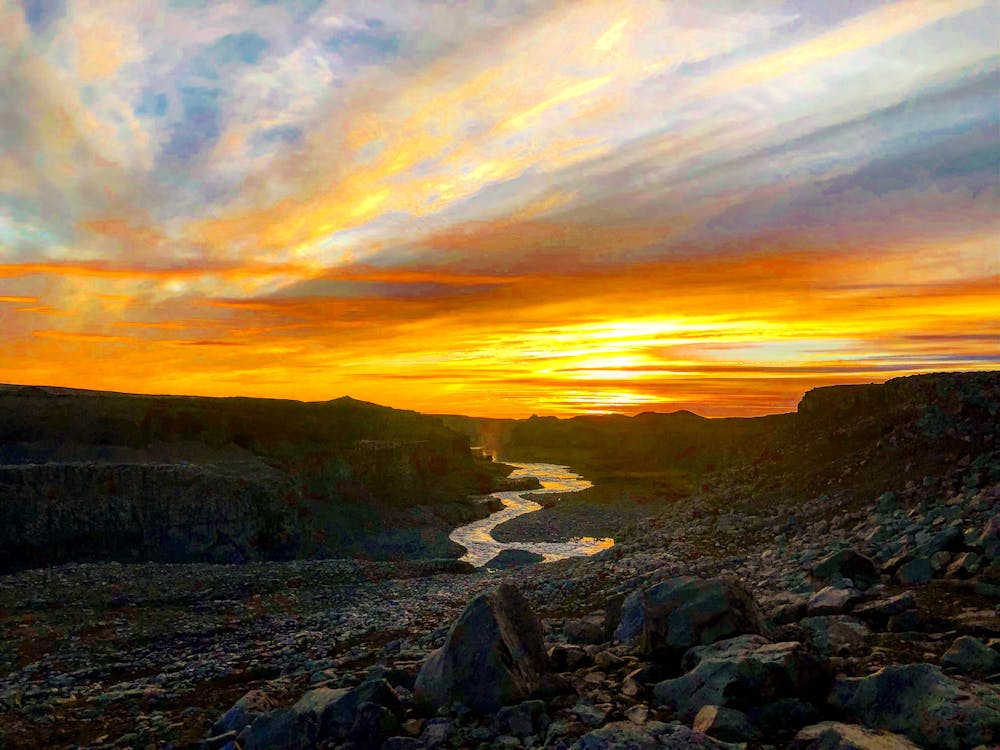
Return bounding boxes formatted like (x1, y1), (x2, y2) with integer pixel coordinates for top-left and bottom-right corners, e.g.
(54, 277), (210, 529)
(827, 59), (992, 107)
(1, 440), (997, 749)
(491, 482), (663, 546)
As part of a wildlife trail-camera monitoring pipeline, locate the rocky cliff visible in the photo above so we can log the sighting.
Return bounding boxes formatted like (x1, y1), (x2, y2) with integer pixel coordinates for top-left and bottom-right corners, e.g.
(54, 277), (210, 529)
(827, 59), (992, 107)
(449, 371), (999, 501)
(0, 386), (506, 571)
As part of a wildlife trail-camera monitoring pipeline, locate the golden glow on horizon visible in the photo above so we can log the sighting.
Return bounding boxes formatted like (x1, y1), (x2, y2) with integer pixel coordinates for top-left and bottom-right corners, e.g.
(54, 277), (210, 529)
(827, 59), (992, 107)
(1, 0), (997, 416)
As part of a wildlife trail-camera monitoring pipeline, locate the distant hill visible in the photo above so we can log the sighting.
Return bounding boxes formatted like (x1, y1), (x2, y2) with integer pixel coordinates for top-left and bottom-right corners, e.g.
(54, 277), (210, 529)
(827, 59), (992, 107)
(0, 386), (508, 572)
(441, 371), (1000, 501)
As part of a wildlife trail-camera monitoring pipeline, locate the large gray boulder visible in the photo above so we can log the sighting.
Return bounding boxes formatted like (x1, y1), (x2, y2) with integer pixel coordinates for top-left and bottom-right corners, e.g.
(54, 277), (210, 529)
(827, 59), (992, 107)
(242, 679), (401, 750)
(827, 663), (1000, 749)
(654, 635), (828, 727)
(414, 583), (549, 713)
(852, 592), (916, 629)
(638, 577), (766, 662)
(789, 721), (923, 749)
(614, 589), (644, 643)
(243, 687), (346, 750)
(940, 635), (1000, 677)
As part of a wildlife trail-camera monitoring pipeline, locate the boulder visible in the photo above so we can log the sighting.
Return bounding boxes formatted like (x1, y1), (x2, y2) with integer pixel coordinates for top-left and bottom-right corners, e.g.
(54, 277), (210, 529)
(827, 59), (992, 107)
(895, 558), (933, 586)
(811, 549), (879, 589)
(210, 689), (274, 736)
(940, 635), (1000, 677)
(565, 616), (606, 645)
(806, 587), (862, 616)
(638, 577), (766, 662)
(547, 644), (590, 671)
(319, 679), (402, 742)
(418, 718), (454, 748)
(244, 687), (347, 750)
(881, 551), (913, 578)
(691, 705), (757, 742)
(414, 584), (548, 713)
(827, 663), (1000, 749)
(797, 616), (870, 658)
(768, 594), (808, 626)
(789, 721), (923, 749)
(493, 699), (549, 738)
(852, 592), (916, 628)
(654, 636), (828, 726)
(916, 526), (965, 559)
(346, 702), (398, 749)
(614, 589), (644, 643)
(980, 516), (1000, 559)
(484, 549), (545, 569)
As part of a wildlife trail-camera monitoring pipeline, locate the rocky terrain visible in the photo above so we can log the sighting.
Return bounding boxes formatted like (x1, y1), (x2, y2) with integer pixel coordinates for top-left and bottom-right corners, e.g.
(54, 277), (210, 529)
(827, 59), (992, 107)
(0, 371), (997, 748)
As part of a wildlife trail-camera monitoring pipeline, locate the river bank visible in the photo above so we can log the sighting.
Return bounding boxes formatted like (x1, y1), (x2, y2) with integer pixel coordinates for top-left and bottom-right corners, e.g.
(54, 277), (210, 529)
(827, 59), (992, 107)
(490, 478), (669, 545)
(449, 463), (614, 567)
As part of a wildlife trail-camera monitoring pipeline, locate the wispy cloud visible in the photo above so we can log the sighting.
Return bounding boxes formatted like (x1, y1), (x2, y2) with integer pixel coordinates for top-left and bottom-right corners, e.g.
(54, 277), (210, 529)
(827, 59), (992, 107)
(1, 0), (997, 415)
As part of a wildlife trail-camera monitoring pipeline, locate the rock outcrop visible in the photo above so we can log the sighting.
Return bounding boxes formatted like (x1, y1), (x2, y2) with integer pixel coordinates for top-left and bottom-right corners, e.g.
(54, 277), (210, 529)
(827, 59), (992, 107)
(414, 584), (549, 712)
(638, 576), (767, 662)
(827, 663), (1000, 749)
(0, 386), (507, 571)
(654, 635), (828, 731)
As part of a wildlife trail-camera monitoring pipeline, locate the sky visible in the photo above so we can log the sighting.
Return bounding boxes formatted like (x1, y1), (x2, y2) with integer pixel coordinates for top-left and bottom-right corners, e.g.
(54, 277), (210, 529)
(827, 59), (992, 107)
(0, 0), (997, 417)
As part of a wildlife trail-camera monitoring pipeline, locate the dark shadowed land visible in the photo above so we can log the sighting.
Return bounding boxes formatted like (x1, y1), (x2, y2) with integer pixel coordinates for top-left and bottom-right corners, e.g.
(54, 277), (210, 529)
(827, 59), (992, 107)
(0, 387), (515, 572)
(0, 371), (997, 749)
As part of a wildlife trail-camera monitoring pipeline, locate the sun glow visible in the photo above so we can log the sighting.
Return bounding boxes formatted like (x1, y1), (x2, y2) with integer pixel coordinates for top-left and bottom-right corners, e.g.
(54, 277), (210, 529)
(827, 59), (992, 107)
(2, 0), (997, 417)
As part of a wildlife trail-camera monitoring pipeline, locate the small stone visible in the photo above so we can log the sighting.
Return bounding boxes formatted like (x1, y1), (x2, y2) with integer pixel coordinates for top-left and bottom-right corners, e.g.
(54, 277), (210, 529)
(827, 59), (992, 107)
(572, 701), (610, 727)
(945, 552), (981, 579)
(594, 651), (625, 670)
(402, 718), (425, 736)
(626, 705), (649, 725)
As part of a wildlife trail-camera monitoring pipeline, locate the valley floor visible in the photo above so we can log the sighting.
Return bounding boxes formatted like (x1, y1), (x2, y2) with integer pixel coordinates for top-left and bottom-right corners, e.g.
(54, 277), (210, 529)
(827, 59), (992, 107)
(1, 461), (998, 748)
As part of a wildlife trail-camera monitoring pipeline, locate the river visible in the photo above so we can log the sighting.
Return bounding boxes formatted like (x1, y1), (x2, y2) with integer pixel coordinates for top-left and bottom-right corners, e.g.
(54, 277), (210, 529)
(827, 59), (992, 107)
(449, 462), (615, 567)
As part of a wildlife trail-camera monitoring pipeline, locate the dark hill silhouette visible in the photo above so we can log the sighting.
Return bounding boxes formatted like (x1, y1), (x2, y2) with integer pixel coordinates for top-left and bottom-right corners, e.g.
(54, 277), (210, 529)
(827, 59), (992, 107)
(0, 385), (509, 572)
(444, 371), (999, 502)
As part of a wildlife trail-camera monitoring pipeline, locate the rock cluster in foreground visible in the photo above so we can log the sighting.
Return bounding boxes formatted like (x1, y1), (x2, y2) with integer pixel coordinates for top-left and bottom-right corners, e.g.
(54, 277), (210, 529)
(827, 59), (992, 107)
(213, 451), (999, 749)
(210, 566), (999, 748)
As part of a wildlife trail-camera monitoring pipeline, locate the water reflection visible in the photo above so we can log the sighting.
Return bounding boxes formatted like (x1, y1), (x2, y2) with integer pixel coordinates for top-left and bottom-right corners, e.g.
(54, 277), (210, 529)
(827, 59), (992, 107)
(450, 463), (615, 567)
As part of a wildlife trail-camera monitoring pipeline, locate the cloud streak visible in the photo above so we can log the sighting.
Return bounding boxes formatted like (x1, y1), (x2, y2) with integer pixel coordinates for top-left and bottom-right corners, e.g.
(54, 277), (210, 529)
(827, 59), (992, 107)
(1, 0), (997, 415)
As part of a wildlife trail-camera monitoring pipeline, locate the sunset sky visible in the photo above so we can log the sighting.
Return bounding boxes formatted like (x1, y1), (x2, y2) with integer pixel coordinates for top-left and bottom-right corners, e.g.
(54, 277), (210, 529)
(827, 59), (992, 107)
(1, 0), (997, 417)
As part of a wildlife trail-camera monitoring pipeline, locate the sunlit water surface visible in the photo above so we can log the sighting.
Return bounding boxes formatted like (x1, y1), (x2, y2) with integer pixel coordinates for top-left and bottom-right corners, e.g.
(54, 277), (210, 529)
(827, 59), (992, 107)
(449, 462), (615, 567)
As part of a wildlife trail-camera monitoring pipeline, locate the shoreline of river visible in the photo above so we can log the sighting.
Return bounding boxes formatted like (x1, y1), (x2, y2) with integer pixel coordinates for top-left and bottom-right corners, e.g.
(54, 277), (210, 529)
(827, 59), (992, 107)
(448, 463), (614, 567)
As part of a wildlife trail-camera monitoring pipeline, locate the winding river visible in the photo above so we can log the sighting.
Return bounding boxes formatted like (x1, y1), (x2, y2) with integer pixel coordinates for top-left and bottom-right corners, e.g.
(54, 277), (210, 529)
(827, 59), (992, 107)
(449, 463), (615, 567)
